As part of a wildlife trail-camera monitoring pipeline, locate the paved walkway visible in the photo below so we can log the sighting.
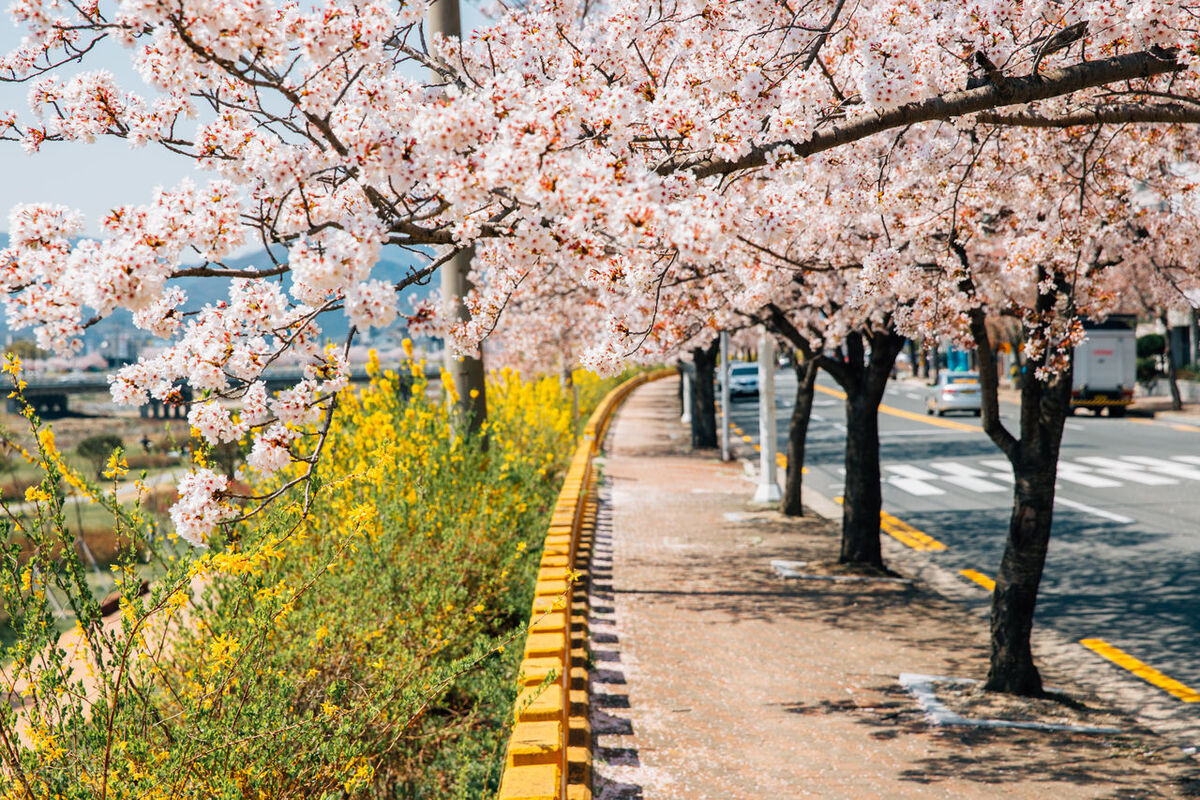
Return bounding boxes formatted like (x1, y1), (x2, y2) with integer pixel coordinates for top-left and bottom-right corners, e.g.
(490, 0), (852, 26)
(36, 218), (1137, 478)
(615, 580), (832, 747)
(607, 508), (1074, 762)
(587, 376), (1199, 799)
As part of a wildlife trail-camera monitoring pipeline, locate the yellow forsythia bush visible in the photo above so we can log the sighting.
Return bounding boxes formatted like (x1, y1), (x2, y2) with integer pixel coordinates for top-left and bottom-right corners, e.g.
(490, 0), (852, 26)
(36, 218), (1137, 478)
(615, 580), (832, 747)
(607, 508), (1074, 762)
(0, 350), (621, 799)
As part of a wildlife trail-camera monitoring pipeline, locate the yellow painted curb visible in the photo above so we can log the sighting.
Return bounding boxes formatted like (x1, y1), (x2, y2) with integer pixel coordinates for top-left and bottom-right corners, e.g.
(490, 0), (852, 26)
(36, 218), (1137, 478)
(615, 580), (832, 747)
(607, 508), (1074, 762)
(498, 368), (672, 799)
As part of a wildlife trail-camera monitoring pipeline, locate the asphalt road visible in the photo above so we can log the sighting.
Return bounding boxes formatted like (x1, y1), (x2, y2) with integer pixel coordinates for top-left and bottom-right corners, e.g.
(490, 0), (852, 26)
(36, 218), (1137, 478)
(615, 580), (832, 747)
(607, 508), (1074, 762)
(728, 368), (1200, 707)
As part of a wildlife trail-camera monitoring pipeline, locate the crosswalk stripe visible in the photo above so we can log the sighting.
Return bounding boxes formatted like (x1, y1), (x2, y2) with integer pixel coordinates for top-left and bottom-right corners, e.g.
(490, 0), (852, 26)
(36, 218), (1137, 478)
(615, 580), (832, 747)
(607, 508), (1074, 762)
(928, 461), (989, 477)
(941, 475), (1007, 493)
(1122, 455), (1200, 481)
(1074, 456), (1178, 485)
(886, 464), (941, 480)
(1056, 468), (1122, 488)
(887, 476), (945, 496)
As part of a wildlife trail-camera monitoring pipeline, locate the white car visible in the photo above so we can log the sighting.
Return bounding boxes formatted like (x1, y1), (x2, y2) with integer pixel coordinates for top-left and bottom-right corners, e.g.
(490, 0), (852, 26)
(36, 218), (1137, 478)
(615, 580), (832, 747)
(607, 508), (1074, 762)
(926, 372), (982, 416)
(721, 362), (760, 397)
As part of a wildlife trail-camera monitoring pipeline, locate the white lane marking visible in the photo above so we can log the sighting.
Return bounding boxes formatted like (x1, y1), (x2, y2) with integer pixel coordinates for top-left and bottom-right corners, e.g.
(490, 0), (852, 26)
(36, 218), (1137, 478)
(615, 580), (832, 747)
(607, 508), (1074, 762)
(1053, 497), (1135, 524)
(929, 461), (989, 477)
(886, 464), (941, 480)
(1073, 456), (1178, 485)
(888, 476), (946, 496)
(1064, 422), (1085, 431)
(981, 458), (1123, 488)
(927, 461), (1009, 492)
(814, 399), (837, 407)
(942, 475), (1008, 493)
(1173, 455), (1200, 466)
(905, 392), (920, 400)
(811, 414), (826, 422)
(880, 430), (974, 438)
(833, 423), (848, 432)
(1122, 455), (1200, 481)
(1055, 467), (1122, 488)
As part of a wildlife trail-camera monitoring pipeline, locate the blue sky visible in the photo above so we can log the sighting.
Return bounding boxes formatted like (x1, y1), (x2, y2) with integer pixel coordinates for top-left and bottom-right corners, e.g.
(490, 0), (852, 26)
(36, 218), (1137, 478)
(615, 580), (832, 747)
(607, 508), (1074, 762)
(0, 3), (488, 236)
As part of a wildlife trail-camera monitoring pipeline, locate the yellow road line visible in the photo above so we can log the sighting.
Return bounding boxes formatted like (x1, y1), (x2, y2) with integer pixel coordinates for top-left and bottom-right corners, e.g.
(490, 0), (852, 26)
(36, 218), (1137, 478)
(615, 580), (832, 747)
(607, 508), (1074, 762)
(1173, 424), (1200, 432)
(833, 497), (947, 552)
(959, 569), (995, 591)
(1079, 639), (1200, 702)
(813, 384), (980, 433)
(774, 452), (808, 474)
(880, 510), (947, 551)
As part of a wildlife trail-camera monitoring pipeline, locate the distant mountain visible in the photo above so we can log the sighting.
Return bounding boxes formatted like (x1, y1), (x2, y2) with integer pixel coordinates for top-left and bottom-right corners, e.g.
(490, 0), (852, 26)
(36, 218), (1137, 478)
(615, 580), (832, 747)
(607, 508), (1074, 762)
(0, 232), (437, 349)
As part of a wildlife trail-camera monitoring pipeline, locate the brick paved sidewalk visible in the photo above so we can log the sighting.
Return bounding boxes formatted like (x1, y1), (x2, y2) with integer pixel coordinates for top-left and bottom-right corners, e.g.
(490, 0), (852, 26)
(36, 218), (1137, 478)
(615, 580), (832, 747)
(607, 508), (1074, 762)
(587, 376), (1199, 799)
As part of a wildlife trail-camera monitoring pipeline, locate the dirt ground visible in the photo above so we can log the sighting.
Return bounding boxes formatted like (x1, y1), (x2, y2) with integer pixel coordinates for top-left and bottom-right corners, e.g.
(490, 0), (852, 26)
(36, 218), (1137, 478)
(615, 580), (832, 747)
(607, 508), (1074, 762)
(587, 376), (1200, 799)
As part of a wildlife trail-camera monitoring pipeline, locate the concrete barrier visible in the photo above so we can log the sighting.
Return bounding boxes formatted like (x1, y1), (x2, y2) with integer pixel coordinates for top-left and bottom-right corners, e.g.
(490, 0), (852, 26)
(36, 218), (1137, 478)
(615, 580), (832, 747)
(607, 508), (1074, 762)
(497, 368), (673, 800)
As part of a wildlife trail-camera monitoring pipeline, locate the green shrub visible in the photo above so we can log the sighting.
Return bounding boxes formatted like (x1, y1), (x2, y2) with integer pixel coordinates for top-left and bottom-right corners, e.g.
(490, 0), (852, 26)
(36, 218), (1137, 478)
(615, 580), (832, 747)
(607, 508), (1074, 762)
(76, 433), (124, 477)
(1137, 333), (1165, 358)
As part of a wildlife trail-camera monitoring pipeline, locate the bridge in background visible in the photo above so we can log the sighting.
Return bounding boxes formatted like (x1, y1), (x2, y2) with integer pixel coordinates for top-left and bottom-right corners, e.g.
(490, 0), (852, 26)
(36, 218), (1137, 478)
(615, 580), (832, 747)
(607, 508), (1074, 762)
(12, 371), (381, 418)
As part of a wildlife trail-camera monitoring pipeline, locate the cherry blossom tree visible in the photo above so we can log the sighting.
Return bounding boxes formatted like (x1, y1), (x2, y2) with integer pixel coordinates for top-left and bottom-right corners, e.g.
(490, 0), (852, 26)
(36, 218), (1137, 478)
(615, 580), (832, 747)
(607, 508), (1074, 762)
(852, 115), (1200, 694)
(4, 0), (1200, 546)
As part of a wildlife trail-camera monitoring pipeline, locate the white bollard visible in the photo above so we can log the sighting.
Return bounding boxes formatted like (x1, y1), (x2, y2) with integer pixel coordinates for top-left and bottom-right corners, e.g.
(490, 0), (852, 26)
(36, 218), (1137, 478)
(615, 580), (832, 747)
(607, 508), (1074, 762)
(754, 331), (782, 504)
(720, 331), (731, 462)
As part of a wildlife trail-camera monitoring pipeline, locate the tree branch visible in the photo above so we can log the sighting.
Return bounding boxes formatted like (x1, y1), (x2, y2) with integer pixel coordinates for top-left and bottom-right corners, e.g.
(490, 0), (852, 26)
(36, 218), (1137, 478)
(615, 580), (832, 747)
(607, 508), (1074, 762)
(679, 49), (1183, 179)
(976, 102), (1200, 127)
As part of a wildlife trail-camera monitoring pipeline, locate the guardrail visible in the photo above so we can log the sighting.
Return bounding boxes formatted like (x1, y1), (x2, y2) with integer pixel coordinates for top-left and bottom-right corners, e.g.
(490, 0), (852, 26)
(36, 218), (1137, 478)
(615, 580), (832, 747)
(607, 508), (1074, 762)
(498, 367), (674, 800)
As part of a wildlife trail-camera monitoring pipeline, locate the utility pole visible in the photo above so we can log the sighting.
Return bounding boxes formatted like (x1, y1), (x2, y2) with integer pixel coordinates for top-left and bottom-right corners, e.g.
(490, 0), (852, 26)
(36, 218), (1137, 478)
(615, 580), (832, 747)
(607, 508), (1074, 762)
(753, 330), (782, 504)
(430, 0), (488, 440)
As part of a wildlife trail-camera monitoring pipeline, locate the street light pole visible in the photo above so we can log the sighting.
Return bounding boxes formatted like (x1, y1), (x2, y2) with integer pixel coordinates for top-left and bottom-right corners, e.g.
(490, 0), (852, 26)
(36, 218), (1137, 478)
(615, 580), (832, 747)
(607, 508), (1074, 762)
(753, 329), (782, 504)
(430, 0), (488, 441)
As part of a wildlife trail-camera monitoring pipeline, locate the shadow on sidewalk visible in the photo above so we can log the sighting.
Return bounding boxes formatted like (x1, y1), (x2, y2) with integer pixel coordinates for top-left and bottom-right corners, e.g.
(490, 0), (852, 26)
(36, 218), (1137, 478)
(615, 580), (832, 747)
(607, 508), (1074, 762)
(589, 481), (645, 800)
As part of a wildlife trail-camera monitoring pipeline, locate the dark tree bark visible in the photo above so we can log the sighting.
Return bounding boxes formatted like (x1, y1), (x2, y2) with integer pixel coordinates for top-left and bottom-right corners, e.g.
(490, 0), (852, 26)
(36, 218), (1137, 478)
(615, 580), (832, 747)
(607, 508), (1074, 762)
(781, 357), (820, 516)
(906, 339), (920, 378)
(690, 341), (720, 449)
(764, 304), (904, 563)
(1160, 309), (1183, 411)
(826, 331), (906, 567)
(965, 256), (1074, 697)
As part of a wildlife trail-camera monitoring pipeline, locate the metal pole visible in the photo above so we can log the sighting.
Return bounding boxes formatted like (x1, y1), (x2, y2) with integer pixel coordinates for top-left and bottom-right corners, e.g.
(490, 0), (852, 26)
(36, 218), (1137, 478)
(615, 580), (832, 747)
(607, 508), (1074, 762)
(720, 331), (731, 461)
(753, 330), (781, 504)
(430, 0), (488, 441)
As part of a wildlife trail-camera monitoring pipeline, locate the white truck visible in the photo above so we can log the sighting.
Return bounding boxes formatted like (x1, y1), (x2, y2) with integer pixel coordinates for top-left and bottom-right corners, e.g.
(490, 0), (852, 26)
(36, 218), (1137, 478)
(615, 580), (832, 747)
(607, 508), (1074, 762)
(1071, 317), (1137, 416)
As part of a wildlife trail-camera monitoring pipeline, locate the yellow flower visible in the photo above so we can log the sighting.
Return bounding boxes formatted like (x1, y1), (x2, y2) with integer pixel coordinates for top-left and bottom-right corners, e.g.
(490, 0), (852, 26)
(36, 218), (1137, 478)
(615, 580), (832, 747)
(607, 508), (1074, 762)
(24, 485), (51, 504)
(1, 354), (20, 377)
(103, 450), (128, 479)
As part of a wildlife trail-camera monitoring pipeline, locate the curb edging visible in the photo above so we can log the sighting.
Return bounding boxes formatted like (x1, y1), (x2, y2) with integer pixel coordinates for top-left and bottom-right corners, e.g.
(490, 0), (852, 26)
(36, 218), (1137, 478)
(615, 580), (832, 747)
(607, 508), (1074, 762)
(497, 368), (674, 800)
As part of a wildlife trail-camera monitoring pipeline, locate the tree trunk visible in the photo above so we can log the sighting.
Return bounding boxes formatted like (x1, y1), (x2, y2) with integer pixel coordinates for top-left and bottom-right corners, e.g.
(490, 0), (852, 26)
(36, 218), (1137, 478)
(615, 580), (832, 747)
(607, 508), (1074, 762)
(834, 331), (905, 567)
(984, 459), (1056, 695)
(781, 358), (819, 516)
(1160, 309), (1182, 411)
(970, 292), (1072, 697)
(690, 342), (719, 449)
(984, 370), (1071, 695)
(840, 389), (884, 565)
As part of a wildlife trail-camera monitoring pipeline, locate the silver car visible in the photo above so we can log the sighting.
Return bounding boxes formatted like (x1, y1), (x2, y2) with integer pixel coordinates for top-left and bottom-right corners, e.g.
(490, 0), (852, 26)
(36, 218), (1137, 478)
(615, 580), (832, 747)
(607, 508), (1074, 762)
(722, 363), (760, 397)
(926, 372), (982, 416)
